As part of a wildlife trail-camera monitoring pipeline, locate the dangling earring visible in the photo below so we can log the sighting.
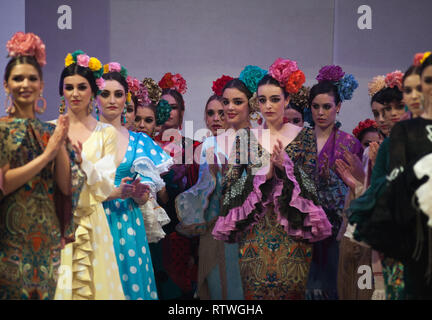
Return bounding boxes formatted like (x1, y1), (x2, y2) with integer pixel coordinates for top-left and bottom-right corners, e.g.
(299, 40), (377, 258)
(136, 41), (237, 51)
(4, 93), (15, 114)
(88, 97), (94, 114)
(59, 96), (66, 114)
(34, 93), (47, 114)
(249, 111), (260, 121)
(95, 105), (100, 121)
(121, 104), (127, 125)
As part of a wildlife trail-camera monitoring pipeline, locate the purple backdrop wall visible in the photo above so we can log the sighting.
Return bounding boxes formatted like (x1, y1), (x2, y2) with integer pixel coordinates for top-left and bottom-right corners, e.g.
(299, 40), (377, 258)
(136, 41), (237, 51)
(25, 0), (110, 121)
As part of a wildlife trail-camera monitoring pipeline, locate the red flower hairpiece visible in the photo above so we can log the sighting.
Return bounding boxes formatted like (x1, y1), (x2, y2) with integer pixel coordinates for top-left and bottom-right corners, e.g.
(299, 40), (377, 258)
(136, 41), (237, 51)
(212, 75), (234, 96)
(352, 119), (377, 139)
(159, 72), (187, 94)
(6, 31), (46, 67)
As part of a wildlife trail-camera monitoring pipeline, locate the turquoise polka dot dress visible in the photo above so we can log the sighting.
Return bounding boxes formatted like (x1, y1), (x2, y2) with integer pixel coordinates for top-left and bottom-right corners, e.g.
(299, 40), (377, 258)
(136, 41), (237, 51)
(103, 131), (172, 300)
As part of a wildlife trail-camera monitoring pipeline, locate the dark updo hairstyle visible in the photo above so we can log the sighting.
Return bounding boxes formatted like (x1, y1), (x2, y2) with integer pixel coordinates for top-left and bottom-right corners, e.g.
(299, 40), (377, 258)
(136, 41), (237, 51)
(419, 54), (432, 77)
(370, 86), (402, 106)
(357, 126), (379, 144)
(4, 55), (43, 82)
(101, 72), (129, 93)
(257, 74), (289, 98)
(222, 78), (253, 101)
(309, 80), (341, 106)
(59, 63), (98, 97)
(286, 103), (304, 121)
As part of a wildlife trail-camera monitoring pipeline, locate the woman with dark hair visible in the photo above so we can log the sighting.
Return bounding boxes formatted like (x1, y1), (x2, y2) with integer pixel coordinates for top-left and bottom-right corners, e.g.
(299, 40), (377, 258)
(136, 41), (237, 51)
(99, 65), (172, 300)
(284, 86), (309, 127)
(305, 65), (363, 300)
(344, 70), (409, 300)
(210, 61), (331, 300)
(0, 32), (83, 299)
(352, 119), (381, 149)
(176, 75), (244, 300)
(204, 94), (226, 136)
(148, 73), (201, 299)
(54, 52), (125, 300)
(402, 64), (423, 118)
(349, 52), (432, 299)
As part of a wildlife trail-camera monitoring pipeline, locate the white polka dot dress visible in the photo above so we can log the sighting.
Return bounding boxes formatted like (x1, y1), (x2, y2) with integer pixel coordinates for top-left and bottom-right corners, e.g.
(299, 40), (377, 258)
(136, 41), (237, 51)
(103, 131), (171, 300)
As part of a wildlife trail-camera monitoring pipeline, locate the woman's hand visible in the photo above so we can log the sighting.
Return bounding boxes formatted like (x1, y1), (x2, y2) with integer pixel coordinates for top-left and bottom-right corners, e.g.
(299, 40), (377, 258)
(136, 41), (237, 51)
(117, 176), (135, 199)
(270, 139), (285, 171)
(369, 141), (380, 168)
(71, 141), (83, 164)
(130, 178), (150, 205)
(343, 150), (365, 184)
(335, 158), (359, 191)
(44, 115), (69, 162)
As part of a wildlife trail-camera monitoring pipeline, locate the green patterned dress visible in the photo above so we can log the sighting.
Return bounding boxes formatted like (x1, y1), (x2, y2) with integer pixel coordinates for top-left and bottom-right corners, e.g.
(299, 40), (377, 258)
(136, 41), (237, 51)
(212, 127), (332, 300)
(0, 117), (84, 299)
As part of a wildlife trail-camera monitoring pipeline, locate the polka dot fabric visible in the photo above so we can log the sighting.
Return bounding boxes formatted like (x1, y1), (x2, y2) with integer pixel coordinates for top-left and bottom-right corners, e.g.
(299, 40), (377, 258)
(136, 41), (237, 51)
(103, 131), (168, 300)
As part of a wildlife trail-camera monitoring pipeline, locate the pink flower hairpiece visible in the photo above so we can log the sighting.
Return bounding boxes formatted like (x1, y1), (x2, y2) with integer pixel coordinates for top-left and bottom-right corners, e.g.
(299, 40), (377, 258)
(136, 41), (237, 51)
(6, 31), (47, 67)
(76, 54), (90, 68)
(136, 83), (151, 106)
(96, 78), (106, 92)
(385, 70), (403, 91)
(108, 62), (121, 73)
(126, 76), (141, 95)
(269, 57), (306, 94)
(269, 57), (298, 86)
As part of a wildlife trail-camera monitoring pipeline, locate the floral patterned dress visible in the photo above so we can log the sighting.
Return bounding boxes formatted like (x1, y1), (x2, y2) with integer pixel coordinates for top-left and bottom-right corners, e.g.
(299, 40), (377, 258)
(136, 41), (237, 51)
(0, 117), (84, 299)
(212, 127), (331, 300)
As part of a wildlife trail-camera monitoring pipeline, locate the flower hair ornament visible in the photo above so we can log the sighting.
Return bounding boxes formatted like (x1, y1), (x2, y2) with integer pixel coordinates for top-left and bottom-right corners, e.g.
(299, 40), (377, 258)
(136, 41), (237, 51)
(158, 72), (187, 95)
(142, 77), (162, 105)
(237, 65), (268, 122)
(127, 76), (151, 107)
(367, 70), (403, 97)
(239, 65), (268, 95)
(65, 50), (104, 94)
(156, 99), (172, 126)
(6, 31), (46, 67)
(352, 118), (377, 140)
(316, 65), (359, 102)
(414, 51), (432, 67)
(269, 57), (306, 95)
(212, 75), (234, 97)
(134, 76), (171, 126)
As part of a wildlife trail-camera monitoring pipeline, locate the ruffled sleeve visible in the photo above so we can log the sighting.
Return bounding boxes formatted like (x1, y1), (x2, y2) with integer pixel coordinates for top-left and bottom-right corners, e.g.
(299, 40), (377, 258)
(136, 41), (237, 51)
(212, 163), (271, 243)
(78, 125), (118, 206)
(272, 152), (332, 242)
(175, 137), (220, 236)
(131, 132), (173, 195)
(212, 130), (272, 243)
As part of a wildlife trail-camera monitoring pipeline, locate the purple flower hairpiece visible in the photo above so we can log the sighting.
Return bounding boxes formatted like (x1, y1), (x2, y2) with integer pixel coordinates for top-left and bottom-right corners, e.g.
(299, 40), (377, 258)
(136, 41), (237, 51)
(316, 65), (345, 82)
